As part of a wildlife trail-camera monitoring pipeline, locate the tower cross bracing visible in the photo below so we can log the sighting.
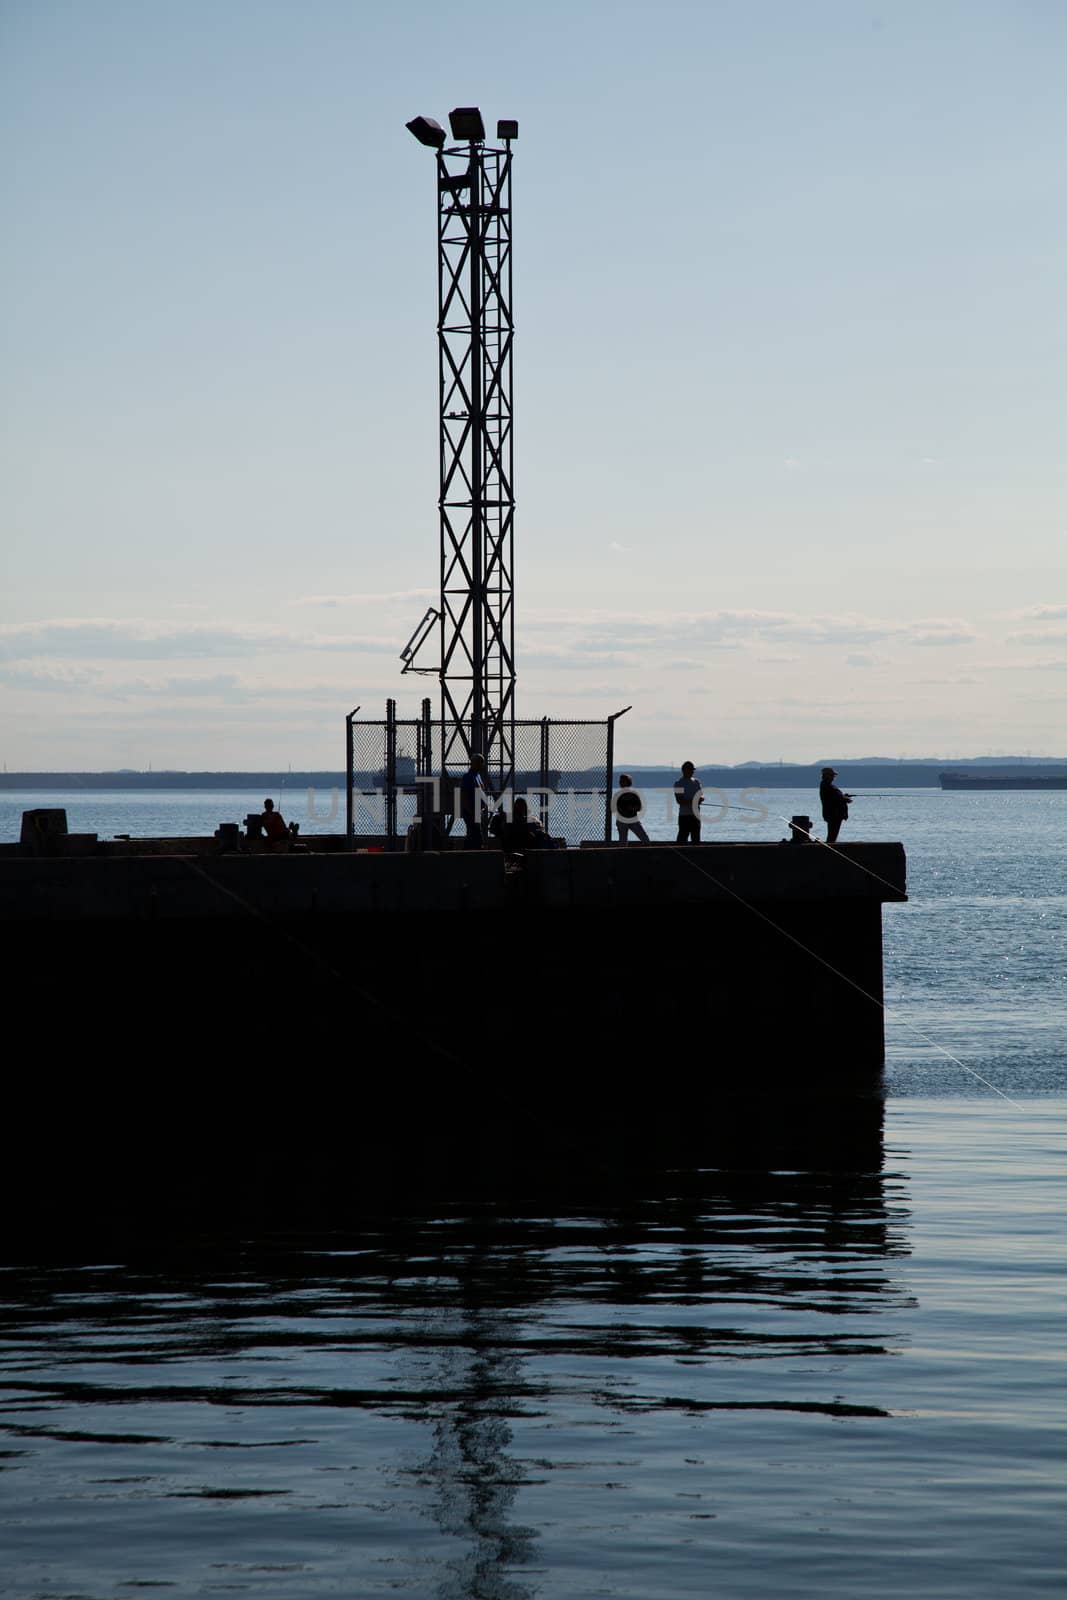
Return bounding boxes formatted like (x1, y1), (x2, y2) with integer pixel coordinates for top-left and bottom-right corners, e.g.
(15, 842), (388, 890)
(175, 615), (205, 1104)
(435, 137), (516, 790)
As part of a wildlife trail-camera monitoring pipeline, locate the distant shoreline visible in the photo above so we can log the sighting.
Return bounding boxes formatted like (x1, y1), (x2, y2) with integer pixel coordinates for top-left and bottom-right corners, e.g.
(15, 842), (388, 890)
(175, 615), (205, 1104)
(4, 760), (1067, 792)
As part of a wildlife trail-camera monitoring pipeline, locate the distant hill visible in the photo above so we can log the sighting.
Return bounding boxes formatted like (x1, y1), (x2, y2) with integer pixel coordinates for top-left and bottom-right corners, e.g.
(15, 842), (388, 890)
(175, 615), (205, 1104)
(0, 771), (349, 792)
(3, 757), (1066, 791)
(603, 759), (1067, 788)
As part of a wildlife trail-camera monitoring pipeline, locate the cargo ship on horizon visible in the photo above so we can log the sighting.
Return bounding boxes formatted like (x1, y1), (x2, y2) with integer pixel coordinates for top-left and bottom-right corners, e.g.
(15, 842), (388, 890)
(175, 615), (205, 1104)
(939, 769), (1067, 790)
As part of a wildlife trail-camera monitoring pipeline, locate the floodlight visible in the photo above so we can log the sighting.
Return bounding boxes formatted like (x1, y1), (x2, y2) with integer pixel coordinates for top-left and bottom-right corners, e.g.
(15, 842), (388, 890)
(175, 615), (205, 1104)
(406, 115), (446, 149)
(497, 119), (518, 141)
(449, 106), (485, 141)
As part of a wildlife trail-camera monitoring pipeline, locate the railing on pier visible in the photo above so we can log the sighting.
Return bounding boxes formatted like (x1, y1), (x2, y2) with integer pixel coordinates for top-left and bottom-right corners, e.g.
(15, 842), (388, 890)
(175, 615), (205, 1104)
(345, 700), (628, 849)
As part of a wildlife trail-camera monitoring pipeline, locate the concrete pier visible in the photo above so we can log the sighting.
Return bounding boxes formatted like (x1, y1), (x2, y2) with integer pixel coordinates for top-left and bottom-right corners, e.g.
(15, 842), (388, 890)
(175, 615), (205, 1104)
(1, 838), (904, 915)
(3, 841), (905, 1240)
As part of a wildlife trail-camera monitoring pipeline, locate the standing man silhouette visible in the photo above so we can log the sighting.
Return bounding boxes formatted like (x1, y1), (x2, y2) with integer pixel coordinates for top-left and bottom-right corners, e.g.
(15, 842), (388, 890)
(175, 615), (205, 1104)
(460, 753), (490, 849)
(819, 767), (853, 844)
(674, 761), (704, 844)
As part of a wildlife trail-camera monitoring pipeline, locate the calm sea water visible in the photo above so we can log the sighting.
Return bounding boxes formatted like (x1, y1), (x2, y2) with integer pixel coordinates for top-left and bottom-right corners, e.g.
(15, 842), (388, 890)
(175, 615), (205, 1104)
(2, 787), (1064, 1595)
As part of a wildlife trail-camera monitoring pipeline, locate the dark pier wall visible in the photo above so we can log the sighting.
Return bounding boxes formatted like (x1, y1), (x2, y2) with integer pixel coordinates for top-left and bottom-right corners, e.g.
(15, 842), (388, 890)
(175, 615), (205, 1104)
(3, 843), (905, 1242)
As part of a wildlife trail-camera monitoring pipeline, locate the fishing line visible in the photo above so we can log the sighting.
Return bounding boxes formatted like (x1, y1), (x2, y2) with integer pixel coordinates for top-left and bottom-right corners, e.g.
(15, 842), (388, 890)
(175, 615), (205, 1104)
(682, 793), (924, 905)
(667, 846), (1025, 1111)
(774, 819), (915, 903)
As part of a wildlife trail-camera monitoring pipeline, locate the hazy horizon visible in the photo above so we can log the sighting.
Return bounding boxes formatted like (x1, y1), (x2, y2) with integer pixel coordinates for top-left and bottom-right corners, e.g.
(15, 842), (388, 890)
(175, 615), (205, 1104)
(4, 752), (1067, 778)
(4, 2), (1065, 769)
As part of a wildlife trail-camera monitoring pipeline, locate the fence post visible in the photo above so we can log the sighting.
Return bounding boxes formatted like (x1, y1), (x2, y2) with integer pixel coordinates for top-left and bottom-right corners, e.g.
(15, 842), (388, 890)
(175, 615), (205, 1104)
(386, 697), (398, 848)
(345, 706), (360, 850)
(417, 697), (433, 844)
(605, 706), (632, 843)
(604, 717), (614, 842)
(420, 698), (432, 778)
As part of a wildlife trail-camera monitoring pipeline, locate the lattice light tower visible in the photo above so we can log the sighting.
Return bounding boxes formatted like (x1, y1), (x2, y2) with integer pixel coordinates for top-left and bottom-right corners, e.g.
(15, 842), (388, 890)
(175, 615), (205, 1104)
(403, 108), (518, 792)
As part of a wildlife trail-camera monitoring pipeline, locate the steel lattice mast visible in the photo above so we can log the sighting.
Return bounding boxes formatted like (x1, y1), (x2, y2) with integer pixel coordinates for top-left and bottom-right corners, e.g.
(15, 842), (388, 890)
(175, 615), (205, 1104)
(403, 109), (517, 794)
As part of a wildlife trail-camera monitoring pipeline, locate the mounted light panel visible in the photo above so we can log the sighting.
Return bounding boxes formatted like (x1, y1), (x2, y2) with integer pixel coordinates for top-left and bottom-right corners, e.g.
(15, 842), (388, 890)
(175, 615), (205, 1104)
(448, 106), (485, 142)
(405, 115), (446, 149)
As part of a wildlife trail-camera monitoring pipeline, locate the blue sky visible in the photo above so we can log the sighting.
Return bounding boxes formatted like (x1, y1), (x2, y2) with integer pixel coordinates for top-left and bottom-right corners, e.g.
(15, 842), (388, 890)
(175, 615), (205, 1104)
(2, 0), (1065, 768)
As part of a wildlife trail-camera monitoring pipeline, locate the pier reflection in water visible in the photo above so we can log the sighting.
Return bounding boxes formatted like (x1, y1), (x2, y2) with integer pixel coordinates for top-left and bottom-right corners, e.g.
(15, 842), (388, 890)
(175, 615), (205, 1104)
(1, 1151), (913, 1599)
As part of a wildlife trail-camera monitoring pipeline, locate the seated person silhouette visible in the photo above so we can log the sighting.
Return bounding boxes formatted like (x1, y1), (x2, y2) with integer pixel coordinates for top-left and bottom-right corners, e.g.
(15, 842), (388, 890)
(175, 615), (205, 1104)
(261, 797), (288, 847)
(501, 796), (550, 856)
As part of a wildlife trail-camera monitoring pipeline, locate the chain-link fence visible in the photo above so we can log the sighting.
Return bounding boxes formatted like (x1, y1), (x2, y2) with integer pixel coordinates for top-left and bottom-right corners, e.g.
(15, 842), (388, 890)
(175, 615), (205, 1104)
(345, 699), (628, 847)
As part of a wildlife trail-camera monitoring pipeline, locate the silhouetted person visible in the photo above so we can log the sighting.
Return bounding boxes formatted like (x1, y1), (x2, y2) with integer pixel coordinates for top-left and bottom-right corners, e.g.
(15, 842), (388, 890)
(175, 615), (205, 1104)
(501, 796), (550, 856)
(460, 753), (490, 849)
(261, 797), (287, 846)
(615, 773), (650, 843)
(674, 761), (703, 844)
(819, 767), (853, 844)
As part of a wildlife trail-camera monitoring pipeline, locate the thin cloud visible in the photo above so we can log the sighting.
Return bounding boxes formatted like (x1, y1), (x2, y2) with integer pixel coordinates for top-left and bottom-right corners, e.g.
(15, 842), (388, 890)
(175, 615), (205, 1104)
(518, 647), (625, 669)
(2, 608), (985, 672)
(1006, 630), (1067, 646)
(0, 619), (398, 661)
(0, 662), (101, 691)
(531, 682), (626, 700)
(908, 629), (978, 647)
(1011, 604), (1067, 622)
(290, 589), (435, 608)
(524, 608), (977, 653)
(731, 694), (909, 709)
(103, 674), (245, 699)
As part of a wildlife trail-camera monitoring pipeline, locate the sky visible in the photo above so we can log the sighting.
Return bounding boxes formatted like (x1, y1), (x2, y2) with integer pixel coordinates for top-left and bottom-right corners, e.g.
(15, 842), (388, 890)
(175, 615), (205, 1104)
(2, 0), (1065, 770)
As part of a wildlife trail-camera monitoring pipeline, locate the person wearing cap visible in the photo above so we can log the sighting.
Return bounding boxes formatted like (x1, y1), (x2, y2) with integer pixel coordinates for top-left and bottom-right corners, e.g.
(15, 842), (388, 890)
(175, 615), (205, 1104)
(819, 767), (853, 844)
(674, 761), (704, 844)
